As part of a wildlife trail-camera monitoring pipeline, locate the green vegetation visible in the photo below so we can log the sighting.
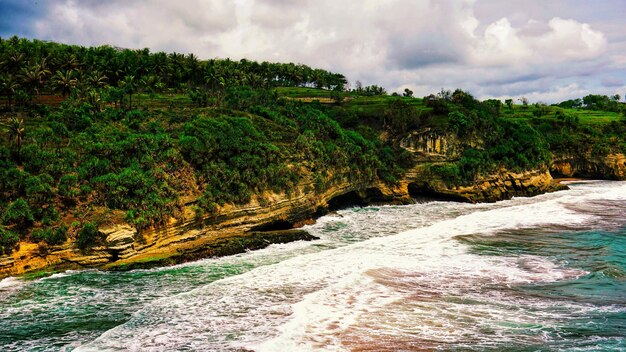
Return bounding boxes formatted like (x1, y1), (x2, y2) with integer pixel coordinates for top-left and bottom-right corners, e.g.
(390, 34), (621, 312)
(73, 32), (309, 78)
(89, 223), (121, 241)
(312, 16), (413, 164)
(335, 89), (553, 184)
(498, 94), (626, 160)
(0, 37), (406, 253)
(0, 226), (18, 254)
(76, 222), (102, 250)
(0, 36), (624, 256)
(32, 225), (67, 246)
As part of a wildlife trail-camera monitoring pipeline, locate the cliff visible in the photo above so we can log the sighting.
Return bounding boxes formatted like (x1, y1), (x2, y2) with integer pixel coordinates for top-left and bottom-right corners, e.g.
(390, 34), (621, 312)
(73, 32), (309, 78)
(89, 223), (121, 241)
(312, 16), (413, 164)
(404, 165), (563, 203)
(0, 131), (569, 279)
(0, 174), (407, 278)
(551, 153), (626, 180)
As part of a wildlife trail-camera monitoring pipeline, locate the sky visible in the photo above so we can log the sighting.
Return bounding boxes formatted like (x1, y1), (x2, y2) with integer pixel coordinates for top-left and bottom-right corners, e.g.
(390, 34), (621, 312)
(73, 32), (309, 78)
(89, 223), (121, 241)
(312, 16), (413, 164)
(1, 0), (625, 103)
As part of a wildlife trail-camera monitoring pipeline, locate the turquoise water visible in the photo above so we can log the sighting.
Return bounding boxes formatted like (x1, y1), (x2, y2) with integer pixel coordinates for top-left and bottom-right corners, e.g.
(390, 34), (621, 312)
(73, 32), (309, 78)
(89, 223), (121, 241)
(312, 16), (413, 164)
(0, 181), (624, 351)
(458, 227), (626, 350)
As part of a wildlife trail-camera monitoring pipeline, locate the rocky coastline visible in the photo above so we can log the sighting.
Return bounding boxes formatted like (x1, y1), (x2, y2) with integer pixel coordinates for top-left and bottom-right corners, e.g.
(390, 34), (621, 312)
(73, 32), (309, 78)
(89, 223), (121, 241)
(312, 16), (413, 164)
(1, 146), (623, 279)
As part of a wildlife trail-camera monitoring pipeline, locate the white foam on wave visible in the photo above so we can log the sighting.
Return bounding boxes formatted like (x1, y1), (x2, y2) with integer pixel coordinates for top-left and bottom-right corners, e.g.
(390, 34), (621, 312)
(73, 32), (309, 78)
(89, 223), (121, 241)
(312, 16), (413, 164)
(77, 181), (625, 352)
(256, 194), (596, 351)
(0, 276), (27, 305)
(42, 269), (83, 280)
(0, 276), (23, 290)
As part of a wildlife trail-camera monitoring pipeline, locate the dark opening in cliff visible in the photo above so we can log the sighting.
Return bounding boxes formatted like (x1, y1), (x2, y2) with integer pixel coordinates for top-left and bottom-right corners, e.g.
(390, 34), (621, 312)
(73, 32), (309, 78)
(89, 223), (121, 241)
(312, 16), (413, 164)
(251, 219), (294, 232)
(325, 188), (389, 211)
(408, 182), (468, 203)
(327, 191), (368, 211)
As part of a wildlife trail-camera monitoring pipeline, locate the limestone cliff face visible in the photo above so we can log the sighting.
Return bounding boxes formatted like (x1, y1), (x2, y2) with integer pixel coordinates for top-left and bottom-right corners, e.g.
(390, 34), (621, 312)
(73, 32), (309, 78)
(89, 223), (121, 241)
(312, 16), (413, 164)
(398, 131), (563, 202)
(0, 174), (408, 278)
(403, 165), (564, 203)
(551, 153), (626, 180)
(0, 131), (568, 278)
(399, 129), (458, 160)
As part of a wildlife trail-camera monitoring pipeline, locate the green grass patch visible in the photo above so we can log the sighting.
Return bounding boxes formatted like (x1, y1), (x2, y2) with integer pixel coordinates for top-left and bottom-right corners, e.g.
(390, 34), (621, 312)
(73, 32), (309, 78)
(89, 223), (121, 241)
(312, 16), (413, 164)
(501, 104), (623, 125)
(275, 87), (339, 98)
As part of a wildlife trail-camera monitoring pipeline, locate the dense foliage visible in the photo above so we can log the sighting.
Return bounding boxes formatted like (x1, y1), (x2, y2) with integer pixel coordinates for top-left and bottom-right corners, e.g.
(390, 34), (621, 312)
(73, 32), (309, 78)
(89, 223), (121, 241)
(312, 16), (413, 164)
(0, 36), (347, 110)
(0, 37), (408, 252)
(420, 90), (551, 183)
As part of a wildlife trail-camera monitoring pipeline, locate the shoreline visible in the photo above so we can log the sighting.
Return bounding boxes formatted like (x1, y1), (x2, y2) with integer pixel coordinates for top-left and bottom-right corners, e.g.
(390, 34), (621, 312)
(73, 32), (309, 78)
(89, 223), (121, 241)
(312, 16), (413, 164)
(553, 177), (584, 184)
(1, 169), (565, 280)
(6, 165), (623, 280)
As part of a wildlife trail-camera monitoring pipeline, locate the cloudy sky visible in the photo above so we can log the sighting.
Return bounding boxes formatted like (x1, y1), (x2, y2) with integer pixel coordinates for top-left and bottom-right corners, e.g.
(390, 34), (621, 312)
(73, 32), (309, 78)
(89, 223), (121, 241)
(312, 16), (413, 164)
(1, 0), (625, 102)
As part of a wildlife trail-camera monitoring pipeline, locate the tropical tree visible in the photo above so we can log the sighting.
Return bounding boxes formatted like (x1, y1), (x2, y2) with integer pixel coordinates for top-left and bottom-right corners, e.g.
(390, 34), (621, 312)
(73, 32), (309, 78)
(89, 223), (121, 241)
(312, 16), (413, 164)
(119, 75), (138, 108)
(20, 61), (50, 95)
(86, 89), (103, 112)
(51, 70), (78, 97)
(4, 116), (25, 160)
(85, 70), (108, 89)
(519, 97), (529, 108)
(204, 66), (226, 106)
(0, 74), (20, 108)
(5, 51), (25, 73)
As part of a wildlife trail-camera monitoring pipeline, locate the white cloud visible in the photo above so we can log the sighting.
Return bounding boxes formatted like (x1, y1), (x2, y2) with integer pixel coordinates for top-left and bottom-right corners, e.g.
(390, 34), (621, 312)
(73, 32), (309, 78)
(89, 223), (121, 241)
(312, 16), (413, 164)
(468, 17), (607, 66)
(27, 0), (624, 103)
(536, 18), (607, 60)
(34, 0), (237, 53)
(471, 18), (531, 65)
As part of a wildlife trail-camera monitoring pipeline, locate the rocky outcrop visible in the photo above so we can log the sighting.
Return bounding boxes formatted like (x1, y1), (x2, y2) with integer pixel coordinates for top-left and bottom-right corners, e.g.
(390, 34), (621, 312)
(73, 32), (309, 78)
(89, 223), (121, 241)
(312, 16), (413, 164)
(0, 174), (408, 278)
(398, 131), (564, 202)
(404, 165), (565, 203)
(399, 129), (457, 160)
(551, 153), (626, 180)
(0, 131), (571, 279)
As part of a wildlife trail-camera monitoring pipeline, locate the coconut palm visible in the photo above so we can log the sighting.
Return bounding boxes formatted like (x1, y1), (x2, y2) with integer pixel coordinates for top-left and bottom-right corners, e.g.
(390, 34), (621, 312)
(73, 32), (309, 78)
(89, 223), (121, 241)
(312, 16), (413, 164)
(0, 74), (20, 108)
(85, 70), (109, 89)
(119, 75), (138, 109)
(51, 70), (78, 97)
(3, 116), (25, 160)
(20, 62), (50, 95)
(86, 89), (103, 112)
(5, 52), (25, 73)
(63, 54), (82, 71)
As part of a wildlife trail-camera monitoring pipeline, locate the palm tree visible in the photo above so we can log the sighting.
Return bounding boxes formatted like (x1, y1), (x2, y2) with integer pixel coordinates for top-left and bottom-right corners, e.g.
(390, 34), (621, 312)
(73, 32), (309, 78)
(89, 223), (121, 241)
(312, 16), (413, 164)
(35, 58), (52, 89)
(21, 66), (42, 95)
(86, 89), (103, 112)
(119, 75), (138, 109)
(4, 116), (25, 161)
(63, 54), (82, 71)
(85, 70), (108, 89)
(20, 62), (50, 95)
(0, 74), (20, 108)
(6, 52), (25, 73)
(204, 68), (227, 106)
(51, 70), (78, 97)
(186, 53), (201, 84)
(140, 75), (160, 96)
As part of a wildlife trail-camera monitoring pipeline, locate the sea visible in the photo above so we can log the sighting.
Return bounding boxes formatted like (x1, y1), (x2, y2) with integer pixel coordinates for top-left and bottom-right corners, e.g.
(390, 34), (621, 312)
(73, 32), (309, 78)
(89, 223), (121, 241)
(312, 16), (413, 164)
(0, 180), (624, 351)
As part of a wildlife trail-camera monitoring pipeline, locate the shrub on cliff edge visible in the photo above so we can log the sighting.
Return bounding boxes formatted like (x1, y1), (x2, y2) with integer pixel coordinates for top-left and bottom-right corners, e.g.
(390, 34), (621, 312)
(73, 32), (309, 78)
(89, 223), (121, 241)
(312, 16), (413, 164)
(0, 226), (19, 255)
(76, 222), (103, 250)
